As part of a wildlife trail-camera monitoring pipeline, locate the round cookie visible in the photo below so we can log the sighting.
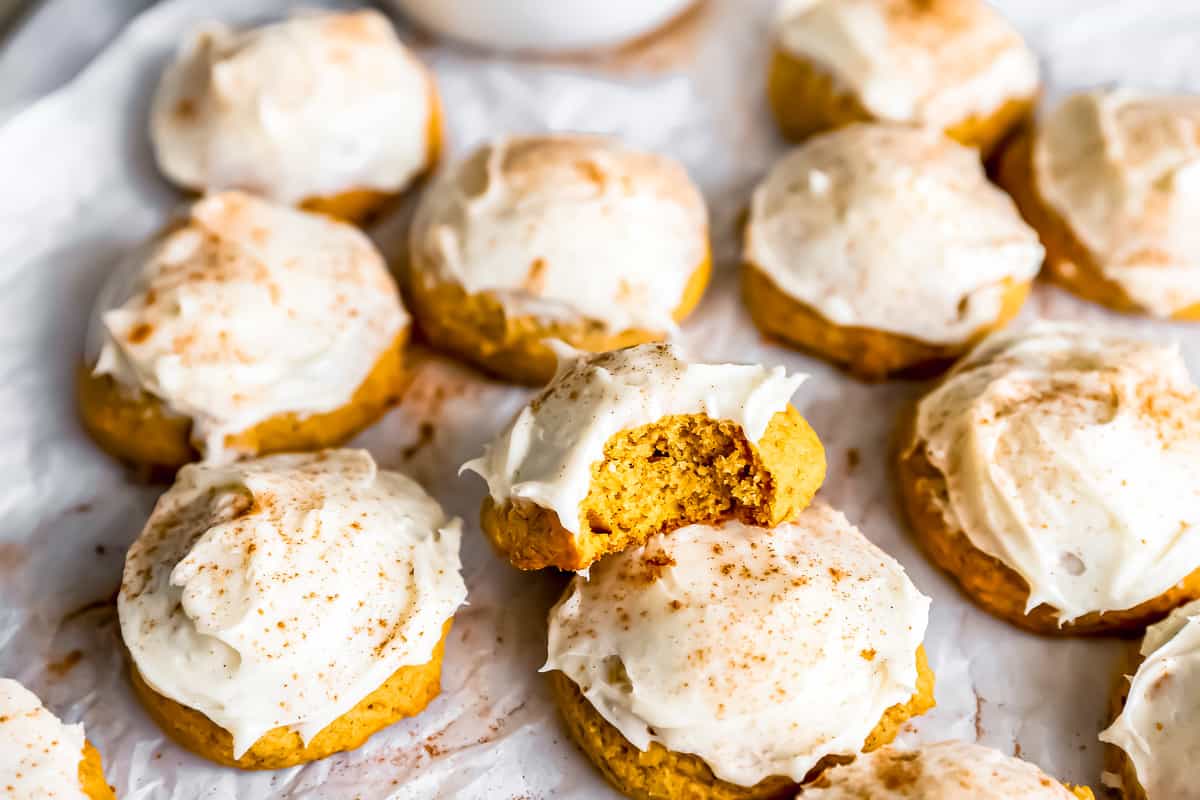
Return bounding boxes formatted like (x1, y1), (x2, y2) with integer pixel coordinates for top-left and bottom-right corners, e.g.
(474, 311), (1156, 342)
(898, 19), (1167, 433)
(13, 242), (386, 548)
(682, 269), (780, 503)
(1101, 599), (1200, 800)
(78, 192), (409, 470)
(997, 88), (1200, 319)
(544, 504), (935, 800)
(119, 450), (467, 769)
(743, 124), (1042, 380)
(801, 740), (1093, 799)
(407, 134), (711, 385)
(0, 678), (115, 800)
(897, 323), (1200, 634)
(151, 10), (441, 222)
(462, 343), (826, 571)
(767, 0), (1038, 155)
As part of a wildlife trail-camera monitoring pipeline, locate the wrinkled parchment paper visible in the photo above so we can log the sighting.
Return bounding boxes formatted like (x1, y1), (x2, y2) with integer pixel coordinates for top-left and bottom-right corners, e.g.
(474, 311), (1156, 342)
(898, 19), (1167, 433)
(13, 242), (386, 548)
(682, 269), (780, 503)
(4, 1), (1200, 796)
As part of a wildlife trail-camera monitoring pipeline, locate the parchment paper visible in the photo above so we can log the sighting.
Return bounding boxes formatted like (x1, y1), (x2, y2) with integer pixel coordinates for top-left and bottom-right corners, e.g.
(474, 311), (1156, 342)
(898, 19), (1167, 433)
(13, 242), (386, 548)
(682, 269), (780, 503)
(3, 1), (1200, 797)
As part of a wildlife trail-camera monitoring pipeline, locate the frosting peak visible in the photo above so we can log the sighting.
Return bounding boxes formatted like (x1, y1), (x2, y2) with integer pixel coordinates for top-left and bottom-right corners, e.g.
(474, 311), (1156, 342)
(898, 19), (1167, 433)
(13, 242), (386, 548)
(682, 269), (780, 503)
(151, 9), (435, 204)
(0, 679), (88, 800)
(911, 323), (1200, 621)
(118, 450), (466, 758)
(461, 343), (803, 535)
(410, 135), (708, 333)
(1033, 89), (1200, 316)
(92, 192), (407, 461)
(544, 504), (931, 787)
(774, 0), (1038, 127)
(745, 124), (1042, 343)
(1100, 598), (1200, 799)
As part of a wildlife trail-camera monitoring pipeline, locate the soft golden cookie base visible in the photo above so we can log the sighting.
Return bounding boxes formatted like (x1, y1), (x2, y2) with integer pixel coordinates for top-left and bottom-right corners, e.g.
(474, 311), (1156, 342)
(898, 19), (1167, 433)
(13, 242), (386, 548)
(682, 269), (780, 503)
(896, 408), (1200, 635)
(765, 47), (1035, 156)
(480, 406), (826, 571)
(77, 330), (408, 472)
(1102, 645), (1148, 800)
(407, 250), (712, 386)
(80, 741), (116, 800)
(548, 648), (934, 800)
(741, 264), (1029, 381)
(996, 129), (1200, 321)
(129, 619), (451, 770)
(299, 74), (445, 224)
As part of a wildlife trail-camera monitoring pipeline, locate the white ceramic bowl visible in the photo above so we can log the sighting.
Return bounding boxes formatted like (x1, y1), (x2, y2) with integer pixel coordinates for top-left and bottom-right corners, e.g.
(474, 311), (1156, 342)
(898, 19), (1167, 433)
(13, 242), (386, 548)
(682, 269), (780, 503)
(387, 0), (696, 53)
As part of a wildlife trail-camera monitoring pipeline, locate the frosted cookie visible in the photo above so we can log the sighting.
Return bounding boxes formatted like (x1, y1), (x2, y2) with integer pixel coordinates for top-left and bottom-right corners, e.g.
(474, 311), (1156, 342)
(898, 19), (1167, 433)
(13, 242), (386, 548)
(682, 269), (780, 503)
(118, 449), (466, 769)
(461, 343), (825, 571)
(78, 192), (409, 470)
(151, 10), (441, 222)
(1100, 599), (1200, 800)
(801, 740), (1093, 799)
(0, 679), (114, 800)
(998, 89), (1200, 319)
(743, 124), (1042, 380)
(897, 323), (1200, 634)
(546, 504), (934, 800)
(767, 0), (1038, 154)
(407, 134), (710, 385)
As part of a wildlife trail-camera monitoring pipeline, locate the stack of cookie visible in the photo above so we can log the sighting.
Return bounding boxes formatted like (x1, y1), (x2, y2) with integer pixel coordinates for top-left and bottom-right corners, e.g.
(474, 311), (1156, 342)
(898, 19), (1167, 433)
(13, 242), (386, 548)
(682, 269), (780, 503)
(460, 341), (944, 799)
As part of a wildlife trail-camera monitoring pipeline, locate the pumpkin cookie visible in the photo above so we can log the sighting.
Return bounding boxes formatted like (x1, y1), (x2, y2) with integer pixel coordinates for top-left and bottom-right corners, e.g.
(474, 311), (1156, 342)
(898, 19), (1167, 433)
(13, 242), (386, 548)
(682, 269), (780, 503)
(897, 323), (1200, 634)
(1100, 599), (1200, 800)
(0, 678), (115, 800)
(545, 504), (935, 800)
(997, 89), (1200, 319)
(151, 9), (441, 222)
(79, 192), (409, 470)
(118, 449), (467, 769)
(407, 134), (710, 385)
(743, 124), (1041, 380)
(801, 740), (1093, 799)
(767, 0), (1038, 155)
(461, 343), (825, 571)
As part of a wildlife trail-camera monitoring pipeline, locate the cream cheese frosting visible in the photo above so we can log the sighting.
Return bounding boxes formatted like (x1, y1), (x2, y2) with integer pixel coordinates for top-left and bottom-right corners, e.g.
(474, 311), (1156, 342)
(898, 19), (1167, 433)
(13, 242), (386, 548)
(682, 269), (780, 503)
(1100, 598), (1200, 799)
(409, 134), (708, 333)
(1033, 88), (1200, 317)
(90, 191), (407, 462)
(151, 9), (434, 204)
(544, 503), (931, 787)
(910, 323), (1200, 622)
(0, 679), (89, 800)
(744, 124), (1043, 343)
(461, 343), (803, 536)
(802, 740), (1081, 799)
(773, 0), (1039, 128)
(118, 449), (466, 759)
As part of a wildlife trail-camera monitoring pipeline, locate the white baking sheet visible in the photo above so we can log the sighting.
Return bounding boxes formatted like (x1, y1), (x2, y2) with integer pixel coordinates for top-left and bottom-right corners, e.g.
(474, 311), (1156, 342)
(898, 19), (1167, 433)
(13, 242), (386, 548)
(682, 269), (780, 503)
(2, 1), (1200, 797)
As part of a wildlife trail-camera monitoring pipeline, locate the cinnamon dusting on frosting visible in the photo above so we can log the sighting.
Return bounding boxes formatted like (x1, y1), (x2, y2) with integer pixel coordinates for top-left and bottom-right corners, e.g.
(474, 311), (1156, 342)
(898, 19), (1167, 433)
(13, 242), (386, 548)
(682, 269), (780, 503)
(410, 135), (708, 333)
(91, 192), (407, 461)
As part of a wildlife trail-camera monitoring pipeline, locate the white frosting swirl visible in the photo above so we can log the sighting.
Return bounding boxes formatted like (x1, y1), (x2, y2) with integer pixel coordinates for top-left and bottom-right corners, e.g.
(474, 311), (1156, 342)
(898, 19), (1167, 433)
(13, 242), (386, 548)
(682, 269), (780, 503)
(745, 124), (1042, 343)
(409, 135), (708, 333)
(0, 679), (89, 800)
(803, 741), (1081, 799)
(151, 9), (435, 204)
(91, 192), (407, 462)
(1033, 89), (1200, 317)
(774, 0), (1039, 128)
(461, 343), (803, 536)
(118, 449), (466, 759)
(911, 323), (1200, 622)
(544, 504), (931, 787)
(1101, 598), (1200, 799)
